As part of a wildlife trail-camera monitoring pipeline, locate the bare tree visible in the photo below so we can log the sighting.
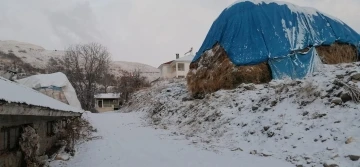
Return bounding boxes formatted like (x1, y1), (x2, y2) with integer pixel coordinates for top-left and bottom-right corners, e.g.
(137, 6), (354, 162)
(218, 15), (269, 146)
(62, 43), (111, 111)
(99, 71), (116, 93)
(115, 69), (149, 103)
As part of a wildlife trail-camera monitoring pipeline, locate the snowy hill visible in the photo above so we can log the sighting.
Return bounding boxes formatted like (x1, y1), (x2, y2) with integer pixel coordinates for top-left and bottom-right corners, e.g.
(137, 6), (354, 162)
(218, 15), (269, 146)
(0, 40), (64, 69)
(120, 62), (360, 167)
(0, 40), (159, 81)
(110, 61), (160, 82)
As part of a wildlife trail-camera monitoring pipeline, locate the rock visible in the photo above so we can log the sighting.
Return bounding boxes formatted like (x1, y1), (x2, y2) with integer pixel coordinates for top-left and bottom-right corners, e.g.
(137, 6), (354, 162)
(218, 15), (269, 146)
(302, 111), (309, 116)
(263, 126), (270, 131)
(243, 84), (256, 90)
(351, 73), (360, 80)
(267, 131), (275, 138)
(323, 160), (339, 167)
(323, 163), (339, 167)
(296, 165), (304, 167)
(55, 154), (70, 161)
(345, 137), (354, 144)
(182, 96), (194, 101)
(336, 75), (344, 79)
(263, 107), (271, 111)
(231, 148), (243, 152)
(334, 121), (341, 124)
(331, 98), (342, 105)
(326, 147), (334, 151)
(340, 93), (352, 103)
(252, 106), (259, 111)
(250, 150), (257, 155)
(347, 155), (360, 161)
(166, 89), (171, 92)
(270, 101), (277, 107)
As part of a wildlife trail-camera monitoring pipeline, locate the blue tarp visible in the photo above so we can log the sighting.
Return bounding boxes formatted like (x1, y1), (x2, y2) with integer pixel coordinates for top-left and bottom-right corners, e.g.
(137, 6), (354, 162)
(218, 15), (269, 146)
(269, 47), (319, 79)
(193, 1), (360, 79)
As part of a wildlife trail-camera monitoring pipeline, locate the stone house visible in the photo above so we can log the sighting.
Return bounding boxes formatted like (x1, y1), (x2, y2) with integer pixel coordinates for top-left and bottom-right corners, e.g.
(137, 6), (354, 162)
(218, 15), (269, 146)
(0, 77), (82, 167)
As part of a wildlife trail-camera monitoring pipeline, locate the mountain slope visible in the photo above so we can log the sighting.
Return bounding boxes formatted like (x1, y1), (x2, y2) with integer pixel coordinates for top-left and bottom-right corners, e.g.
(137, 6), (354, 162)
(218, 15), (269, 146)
(0, 40), (160, 81)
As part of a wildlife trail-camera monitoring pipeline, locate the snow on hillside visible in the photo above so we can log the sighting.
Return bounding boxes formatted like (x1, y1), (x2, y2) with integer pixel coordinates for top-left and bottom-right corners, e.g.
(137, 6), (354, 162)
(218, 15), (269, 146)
(110, 61), (160, 82)
(0, 40), (63, 69)
(0, 40), (159, 81)
(120, 63), (360, 167)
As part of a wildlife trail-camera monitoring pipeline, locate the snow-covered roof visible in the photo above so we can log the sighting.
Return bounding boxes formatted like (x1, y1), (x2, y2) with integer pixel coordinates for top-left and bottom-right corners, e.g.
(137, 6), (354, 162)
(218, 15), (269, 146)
(16, 72), (82, 109)
(94, 93), (120, 99)
(17, 72), (70, 88)
(174, 54), (195, 62)
(0, 77), (83, 113)
(159, 54), (195, 68)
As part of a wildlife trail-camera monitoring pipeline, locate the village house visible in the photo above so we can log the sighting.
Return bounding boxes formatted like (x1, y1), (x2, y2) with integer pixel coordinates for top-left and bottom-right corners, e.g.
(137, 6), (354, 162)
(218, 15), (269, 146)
(0, 77), (82, 167)
(94, 93), (121, 112)
(158, 53), (194, 79)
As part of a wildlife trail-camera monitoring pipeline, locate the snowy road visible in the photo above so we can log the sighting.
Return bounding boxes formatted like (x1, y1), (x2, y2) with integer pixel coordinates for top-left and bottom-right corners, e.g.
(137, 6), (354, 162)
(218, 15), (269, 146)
(51, 112), (292, 167)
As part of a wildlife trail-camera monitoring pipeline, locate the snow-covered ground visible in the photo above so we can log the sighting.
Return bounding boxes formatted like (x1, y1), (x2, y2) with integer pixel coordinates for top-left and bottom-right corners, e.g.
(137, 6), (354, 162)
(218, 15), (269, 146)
(120, 62), (360, 167)
(50, 112), (292, 167)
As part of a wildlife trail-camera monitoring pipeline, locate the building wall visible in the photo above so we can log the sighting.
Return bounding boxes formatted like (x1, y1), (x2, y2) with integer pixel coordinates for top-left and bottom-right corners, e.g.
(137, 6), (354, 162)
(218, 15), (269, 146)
(0, 115), (69, 167)
(160, 62), (190, 79)
(175, 62), (191, 78)
(94, 99), (120, 112)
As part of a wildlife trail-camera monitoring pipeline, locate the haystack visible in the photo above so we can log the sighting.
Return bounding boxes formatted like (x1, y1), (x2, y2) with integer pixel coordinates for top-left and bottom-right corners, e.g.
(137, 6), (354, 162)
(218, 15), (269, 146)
(316, 42), (358, 64)
(187, 44), (271, 95)
(187, 1), (360, 96)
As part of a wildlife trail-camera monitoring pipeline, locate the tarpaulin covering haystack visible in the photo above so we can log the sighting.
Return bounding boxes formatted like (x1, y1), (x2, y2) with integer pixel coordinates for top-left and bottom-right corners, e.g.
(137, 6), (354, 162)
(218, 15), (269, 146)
(187, 0), (360, 95)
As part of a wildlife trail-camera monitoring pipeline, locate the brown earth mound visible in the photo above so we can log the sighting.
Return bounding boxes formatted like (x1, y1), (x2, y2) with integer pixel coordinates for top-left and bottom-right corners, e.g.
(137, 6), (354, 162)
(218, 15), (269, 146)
(187, 44), (272, 96)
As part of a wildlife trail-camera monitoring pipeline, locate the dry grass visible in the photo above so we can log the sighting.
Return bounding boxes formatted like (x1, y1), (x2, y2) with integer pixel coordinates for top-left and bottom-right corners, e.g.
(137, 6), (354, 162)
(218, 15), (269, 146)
(316, 42), (358, 64)
(187, 44), (272, 96)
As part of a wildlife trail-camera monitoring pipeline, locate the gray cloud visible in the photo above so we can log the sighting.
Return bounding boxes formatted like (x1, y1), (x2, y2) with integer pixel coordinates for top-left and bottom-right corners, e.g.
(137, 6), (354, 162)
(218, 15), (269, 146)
(0, 0), (359, 67)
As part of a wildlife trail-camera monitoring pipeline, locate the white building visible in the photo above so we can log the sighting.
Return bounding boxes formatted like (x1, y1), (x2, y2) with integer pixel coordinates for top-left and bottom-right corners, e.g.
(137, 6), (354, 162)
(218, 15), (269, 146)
(94, 93), (121, 112)
(158, 54), (194, 79)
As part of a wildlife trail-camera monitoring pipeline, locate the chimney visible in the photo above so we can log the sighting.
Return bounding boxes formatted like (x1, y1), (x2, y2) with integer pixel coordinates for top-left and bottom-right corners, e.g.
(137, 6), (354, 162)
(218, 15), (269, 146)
(176, 53), (179, 59)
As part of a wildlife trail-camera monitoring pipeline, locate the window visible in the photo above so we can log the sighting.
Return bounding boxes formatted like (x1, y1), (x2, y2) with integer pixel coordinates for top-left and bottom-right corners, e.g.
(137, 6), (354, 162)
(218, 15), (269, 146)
(47, 121), (55, 136)
(98, 100), (103, 108)
(0, 126), (21, 153)
(61, 119), (67, 129)
(0, 129), (8, 153)
(177, 63), (185, 71)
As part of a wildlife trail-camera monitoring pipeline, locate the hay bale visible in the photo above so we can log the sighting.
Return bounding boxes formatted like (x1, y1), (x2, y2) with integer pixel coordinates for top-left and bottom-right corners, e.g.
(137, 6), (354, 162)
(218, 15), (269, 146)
(187, 44), (272, 95)
(316, 42), (358, 64)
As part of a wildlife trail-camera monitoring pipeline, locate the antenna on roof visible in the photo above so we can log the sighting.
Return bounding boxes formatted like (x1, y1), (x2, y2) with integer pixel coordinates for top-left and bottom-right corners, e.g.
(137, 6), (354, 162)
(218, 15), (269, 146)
(184, 47), (193, 56)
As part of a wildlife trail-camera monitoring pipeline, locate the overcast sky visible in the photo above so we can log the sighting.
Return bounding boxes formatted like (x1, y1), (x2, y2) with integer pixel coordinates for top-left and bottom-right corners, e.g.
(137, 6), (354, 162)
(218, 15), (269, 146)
(0, 0), (359, 67)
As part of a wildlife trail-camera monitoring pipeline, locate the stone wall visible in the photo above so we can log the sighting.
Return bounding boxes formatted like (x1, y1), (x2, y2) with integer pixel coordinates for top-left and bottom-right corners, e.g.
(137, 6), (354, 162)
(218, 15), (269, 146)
(0, 115), (70, 167)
